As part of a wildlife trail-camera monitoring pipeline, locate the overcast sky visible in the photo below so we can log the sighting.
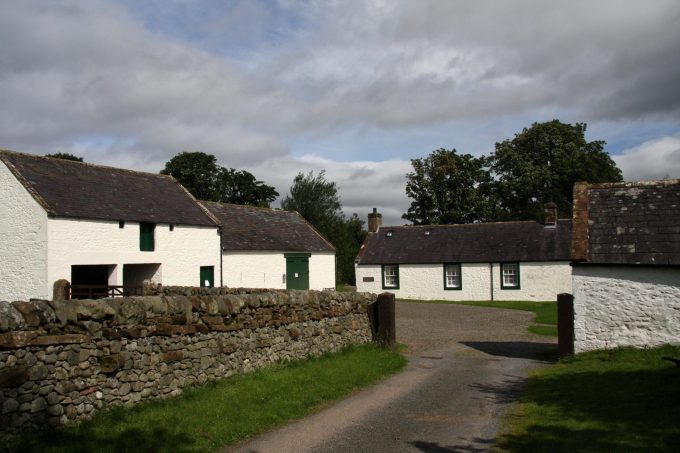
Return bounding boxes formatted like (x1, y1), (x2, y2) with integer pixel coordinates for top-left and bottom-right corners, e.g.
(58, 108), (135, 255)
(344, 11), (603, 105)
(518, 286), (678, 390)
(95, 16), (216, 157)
(2, 0), (679, 225)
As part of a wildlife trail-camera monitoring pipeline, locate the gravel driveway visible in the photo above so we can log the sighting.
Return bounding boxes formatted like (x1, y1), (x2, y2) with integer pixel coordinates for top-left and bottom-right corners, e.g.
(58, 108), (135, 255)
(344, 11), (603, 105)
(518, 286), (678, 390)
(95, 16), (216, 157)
(226, 301), (556, 453)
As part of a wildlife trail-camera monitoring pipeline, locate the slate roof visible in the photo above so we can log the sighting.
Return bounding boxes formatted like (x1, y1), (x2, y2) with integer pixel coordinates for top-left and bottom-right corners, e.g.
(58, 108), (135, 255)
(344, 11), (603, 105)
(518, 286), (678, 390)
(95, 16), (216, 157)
(0, 150), (218, 226)
(201, 201), (335, 252)
(571, 180), (680, 265)
(356, 220), (572, 265)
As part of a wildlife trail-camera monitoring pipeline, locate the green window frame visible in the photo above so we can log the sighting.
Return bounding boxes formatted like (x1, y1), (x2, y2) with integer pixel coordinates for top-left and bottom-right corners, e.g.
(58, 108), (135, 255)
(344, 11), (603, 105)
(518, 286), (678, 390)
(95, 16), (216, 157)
(139, 222), (155, 251)
(501, 262), (520, 289)
(443, 263), (462, 290)
(381, 264), (399, 290)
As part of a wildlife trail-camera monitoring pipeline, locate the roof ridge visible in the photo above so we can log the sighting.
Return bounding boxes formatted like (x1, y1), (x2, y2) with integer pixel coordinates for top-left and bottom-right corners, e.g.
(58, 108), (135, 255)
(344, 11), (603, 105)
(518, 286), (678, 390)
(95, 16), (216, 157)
(381, 219), (570, 229)
(0, 149), (173, 180)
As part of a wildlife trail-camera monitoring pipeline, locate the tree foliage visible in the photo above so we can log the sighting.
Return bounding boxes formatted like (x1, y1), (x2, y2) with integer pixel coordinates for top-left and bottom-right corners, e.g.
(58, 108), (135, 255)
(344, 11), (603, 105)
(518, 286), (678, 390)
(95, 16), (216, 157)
(282, 170), (366, 285)
(402, 149), (496, 225)
(281, 171), (344, 237)
(402, 120), (623, 224)
(489, 120), (623, 220)
(161, 151), (278, 206)
(46, 152), (83, 162)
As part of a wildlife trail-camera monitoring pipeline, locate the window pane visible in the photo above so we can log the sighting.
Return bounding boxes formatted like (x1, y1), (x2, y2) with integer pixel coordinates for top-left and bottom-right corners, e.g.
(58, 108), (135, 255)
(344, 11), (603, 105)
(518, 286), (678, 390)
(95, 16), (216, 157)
(445, 264), (461, 288)
(502, 263), (518, 287)
(384, 265), (398, 287)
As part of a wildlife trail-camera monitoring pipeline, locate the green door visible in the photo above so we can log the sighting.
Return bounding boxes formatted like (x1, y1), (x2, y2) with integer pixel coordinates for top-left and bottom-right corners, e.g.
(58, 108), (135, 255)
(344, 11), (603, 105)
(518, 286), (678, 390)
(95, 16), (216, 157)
(200, 266), (214, 288)
(285, 253), (310, 290)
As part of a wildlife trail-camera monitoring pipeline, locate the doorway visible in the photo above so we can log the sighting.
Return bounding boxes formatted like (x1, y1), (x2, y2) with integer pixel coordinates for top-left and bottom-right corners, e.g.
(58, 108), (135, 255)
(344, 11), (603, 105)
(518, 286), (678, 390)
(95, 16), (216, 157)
(285, 253), (310, 290)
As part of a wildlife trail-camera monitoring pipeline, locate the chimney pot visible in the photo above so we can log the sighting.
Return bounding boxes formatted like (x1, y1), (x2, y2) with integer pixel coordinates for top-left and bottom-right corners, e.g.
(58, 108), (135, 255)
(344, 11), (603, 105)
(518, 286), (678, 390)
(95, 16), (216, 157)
(544, 202), (558, 226)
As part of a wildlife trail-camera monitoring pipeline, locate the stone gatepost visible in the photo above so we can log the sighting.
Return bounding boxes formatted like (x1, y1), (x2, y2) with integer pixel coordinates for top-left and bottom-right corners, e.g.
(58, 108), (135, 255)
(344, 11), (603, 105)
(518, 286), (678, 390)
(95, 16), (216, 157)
(52, 279), (70, 301)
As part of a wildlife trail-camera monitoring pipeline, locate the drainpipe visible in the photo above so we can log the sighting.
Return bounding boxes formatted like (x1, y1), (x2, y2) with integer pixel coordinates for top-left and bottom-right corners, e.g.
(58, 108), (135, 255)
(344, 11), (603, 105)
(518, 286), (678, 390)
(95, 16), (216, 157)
(489, 262), (494, 301)
(219, 227), (224, 288)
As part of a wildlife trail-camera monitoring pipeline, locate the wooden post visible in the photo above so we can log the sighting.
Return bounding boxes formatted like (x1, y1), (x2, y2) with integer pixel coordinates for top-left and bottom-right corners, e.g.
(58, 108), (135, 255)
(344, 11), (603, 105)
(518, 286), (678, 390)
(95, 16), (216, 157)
(557, 293), (575, 357)
(375, 292), (396, 348)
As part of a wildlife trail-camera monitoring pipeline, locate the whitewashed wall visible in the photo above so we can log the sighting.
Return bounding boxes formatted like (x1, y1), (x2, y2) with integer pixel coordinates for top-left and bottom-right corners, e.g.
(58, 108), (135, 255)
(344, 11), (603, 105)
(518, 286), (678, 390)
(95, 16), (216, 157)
(355, 261), (571, 301)
(0, 162), (49, 301)
(47, 219), (221, 290)
(223, 251), (335, 291)
(573, 265), (680, 352)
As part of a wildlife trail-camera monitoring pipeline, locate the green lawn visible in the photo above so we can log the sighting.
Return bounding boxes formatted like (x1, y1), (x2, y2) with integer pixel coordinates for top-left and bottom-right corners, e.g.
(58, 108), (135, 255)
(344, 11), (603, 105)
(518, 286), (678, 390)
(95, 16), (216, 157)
(400, 299), (557, 336)
(3, 343), (406, 453)
(495, 345), (680, 452)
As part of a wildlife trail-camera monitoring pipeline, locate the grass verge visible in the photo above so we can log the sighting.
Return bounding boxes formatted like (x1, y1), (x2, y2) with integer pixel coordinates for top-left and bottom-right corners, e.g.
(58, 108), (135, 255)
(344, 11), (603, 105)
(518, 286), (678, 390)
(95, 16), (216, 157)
(400, 299), (557, 337)
(3, 343), (406, 453)
(495, 345), (680, 452)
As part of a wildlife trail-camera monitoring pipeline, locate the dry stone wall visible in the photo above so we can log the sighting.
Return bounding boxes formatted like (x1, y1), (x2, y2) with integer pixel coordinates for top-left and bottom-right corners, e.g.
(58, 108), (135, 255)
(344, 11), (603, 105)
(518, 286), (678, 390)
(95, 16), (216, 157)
(0, 287), (374, 435)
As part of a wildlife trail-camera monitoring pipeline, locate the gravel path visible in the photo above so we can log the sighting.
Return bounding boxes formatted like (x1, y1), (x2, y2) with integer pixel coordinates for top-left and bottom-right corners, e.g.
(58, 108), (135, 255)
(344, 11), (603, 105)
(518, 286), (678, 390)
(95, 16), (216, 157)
(225, 301), (556, 453)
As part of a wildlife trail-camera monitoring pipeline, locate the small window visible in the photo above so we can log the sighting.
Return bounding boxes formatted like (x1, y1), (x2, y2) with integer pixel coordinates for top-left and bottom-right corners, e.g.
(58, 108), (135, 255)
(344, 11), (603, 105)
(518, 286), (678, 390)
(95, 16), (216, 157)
(140, 222), (155, 251)
(444, 264), (462, 290)
(501, 263), (520, 289)
(382, 264), (399, 289)
(119, 221), (125, 229)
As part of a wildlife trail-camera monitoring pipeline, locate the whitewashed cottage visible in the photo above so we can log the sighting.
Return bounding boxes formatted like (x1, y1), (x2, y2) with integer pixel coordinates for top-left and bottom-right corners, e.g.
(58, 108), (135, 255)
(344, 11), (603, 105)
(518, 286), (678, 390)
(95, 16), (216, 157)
(355, 207), (572, 301)
(571, 180), (680, 352)
(201, 202), (336, 291)
(0, 150), (221, 301)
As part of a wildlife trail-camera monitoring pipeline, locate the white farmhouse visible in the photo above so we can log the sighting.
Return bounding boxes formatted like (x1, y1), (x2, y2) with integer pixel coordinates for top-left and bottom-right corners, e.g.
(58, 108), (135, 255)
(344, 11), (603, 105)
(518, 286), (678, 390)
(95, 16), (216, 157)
(0, 150), (221, 301)
(201, 201), (336, 291)
(571, 180), (680, 352)
(355, 207), (572, 301)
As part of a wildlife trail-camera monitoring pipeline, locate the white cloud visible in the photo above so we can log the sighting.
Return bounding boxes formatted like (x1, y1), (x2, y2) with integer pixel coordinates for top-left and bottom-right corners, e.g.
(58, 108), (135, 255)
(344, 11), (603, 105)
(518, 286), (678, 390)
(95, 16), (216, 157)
(614, 136), (680, 181)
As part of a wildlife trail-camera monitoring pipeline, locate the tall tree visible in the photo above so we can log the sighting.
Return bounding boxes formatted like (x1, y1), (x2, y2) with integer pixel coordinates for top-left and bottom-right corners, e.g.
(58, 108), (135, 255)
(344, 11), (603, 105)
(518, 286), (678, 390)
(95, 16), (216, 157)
(217, 168), (279, 207)
(282, 170), (365, 285)
(489, 120), (623, 220)
(161, 151), (220, 201)
(403, 149), (496, 225)
(46, 152), (83, 162)
(281, 170), (344, 237)
(161, 151), (278, 206)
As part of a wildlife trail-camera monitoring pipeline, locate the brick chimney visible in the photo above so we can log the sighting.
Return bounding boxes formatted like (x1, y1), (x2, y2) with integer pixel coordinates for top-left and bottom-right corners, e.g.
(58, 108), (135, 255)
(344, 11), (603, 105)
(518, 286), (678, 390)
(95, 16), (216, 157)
(544, 201), (558, 226)
(368, 208), (382, 233)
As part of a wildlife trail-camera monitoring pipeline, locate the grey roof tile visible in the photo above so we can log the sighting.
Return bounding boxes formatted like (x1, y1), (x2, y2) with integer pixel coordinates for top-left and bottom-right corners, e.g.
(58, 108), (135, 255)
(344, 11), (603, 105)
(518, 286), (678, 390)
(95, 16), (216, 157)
(0, 150), (217, 226)
(356, 220), (571, 264)
(201, 201), (335, 252)
(572, 180), (680, 265)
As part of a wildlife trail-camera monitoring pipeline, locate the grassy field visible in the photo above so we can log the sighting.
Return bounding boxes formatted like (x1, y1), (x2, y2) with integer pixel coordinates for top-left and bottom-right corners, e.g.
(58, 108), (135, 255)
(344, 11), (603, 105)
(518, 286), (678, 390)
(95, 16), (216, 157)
(400, 299), (558, 337)
(3, 343), (406, 453)
(495, 345), (680, 452)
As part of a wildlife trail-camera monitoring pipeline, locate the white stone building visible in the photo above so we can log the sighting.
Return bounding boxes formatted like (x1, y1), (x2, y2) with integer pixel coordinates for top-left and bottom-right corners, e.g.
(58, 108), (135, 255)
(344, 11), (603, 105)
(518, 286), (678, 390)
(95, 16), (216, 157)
(571, 180), (680, 352)
(0, 150), (221, 301)
(355, 207), (572, 301)
(201, 202), (336, 291)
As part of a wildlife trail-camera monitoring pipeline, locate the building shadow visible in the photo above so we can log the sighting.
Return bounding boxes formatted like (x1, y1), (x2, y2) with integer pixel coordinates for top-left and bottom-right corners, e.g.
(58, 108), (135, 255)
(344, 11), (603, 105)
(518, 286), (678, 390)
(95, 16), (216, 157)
(460, 341), (556, 361)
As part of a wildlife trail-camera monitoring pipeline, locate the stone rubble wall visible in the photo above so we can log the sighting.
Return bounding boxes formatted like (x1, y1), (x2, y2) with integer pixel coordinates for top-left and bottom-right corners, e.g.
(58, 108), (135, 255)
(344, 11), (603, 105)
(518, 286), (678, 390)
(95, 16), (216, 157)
(0, 287), (374, 435)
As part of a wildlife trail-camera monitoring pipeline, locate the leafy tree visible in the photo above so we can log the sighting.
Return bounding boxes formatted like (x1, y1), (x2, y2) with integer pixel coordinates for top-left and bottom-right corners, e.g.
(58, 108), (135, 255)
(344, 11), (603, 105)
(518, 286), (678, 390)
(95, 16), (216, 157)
(282, 171), (344, 236)
(402, 149), (496, 225)
(282, 170), (366, 285)
(489, 120), (623, 220)
(216, 168), (278, 207)
(161, 152), (220, 201)
(161, 151), (278, 206)
(46, 152), (83, 162)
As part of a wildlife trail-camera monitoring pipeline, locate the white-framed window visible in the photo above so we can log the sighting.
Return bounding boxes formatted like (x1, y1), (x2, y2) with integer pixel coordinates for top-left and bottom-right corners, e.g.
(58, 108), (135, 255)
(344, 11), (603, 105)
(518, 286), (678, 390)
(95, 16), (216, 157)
(382, 264), (399, 289)
(501, 263), (520, 289)
(444, 264), (462, 290)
